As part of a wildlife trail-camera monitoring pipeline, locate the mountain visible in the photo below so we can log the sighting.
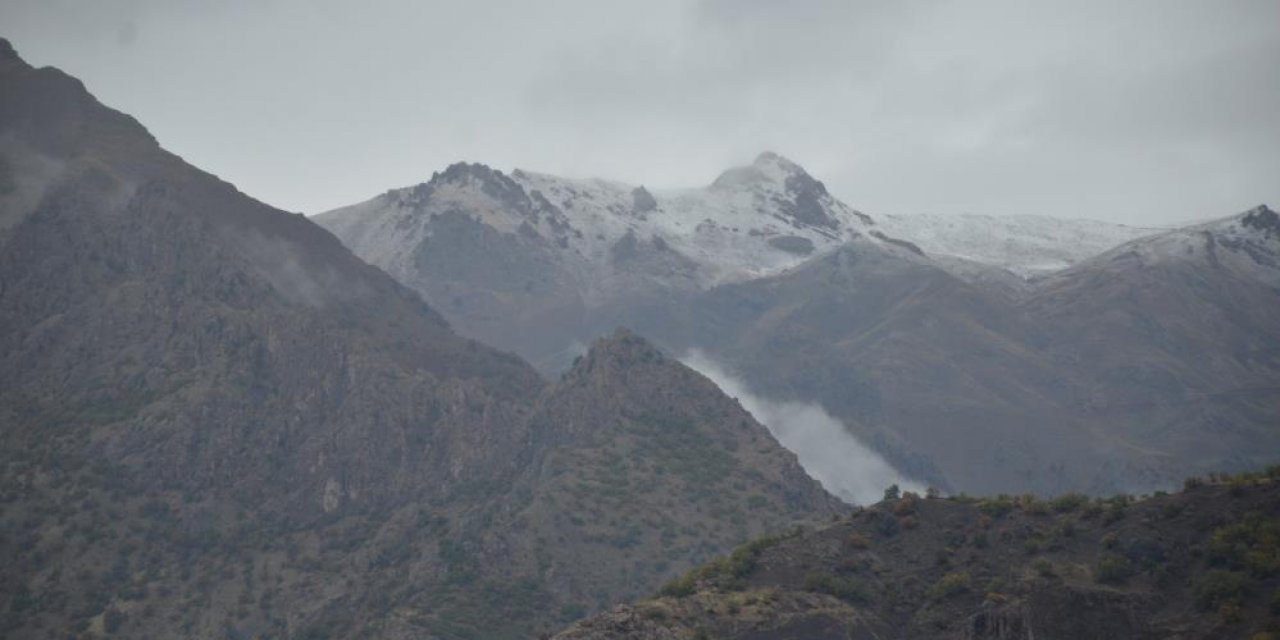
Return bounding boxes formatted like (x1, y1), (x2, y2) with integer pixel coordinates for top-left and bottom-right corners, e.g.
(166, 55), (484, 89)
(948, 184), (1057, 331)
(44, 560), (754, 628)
(0, 39), (837, 639)
(1023, 206), (1280, 481)
(555, 471), (1280, 639)
(652, 240), (1153, 496)
(317, 152), (882, 291)
(318, 149), (1280, 497)
(878, 212), (1162, 280)
(656, 205), (1280, 495)
(314, 153), (919, 371)
(313, 162), (1164, 372)
(460, 331), (842, 632)
(355, 331), (841, 639)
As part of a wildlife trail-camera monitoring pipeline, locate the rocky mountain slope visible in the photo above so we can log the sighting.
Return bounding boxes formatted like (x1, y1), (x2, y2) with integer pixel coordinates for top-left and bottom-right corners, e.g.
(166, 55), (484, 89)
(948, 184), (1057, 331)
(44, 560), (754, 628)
(1023, 205), (1280, 485)
(0, 39), (838, 639)
(325, 331), (841, 639)
(655, 205), (1280, 496)
(650, 240), (1150, 496)
(555, 471), (1280, 639)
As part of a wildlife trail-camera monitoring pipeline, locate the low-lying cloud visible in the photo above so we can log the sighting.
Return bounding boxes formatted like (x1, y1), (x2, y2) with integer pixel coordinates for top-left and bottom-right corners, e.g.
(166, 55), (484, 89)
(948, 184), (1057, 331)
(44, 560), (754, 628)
(682, 350), (923, 505)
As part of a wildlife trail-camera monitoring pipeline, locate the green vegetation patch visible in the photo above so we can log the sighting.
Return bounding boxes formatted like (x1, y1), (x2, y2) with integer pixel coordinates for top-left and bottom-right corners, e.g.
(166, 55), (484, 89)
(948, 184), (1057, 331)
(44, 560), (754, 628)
(1209, 512), (1280, 577)
(1194, 570), (1250, 611)
(1093, 553), (1135, 585)
(928, 572), (971, 600)
(803, 572), (870, 603)
(658, 530), (800, 597)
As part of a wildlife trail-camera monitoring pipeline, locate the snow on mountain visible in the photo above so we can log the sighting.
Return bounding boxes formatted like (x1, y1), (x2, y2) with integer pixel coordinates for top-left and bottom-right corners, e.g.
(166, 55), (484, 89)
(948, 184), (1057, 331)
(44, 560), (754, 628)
(877, 212), (1163, 279)
(315, 152), (907, 302)
(1051, 204), (1280, 288)
(317, 152), (1210, 310)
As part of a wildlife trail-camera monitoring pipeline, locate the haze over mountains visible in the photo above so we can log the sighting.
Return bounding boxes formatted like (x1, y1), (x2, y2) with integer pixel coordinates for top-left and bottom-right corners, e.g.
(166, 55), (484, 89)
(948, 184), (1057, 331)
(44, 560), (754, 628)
(317, 152), (1280, 498)
(1, 27), (1278, 640)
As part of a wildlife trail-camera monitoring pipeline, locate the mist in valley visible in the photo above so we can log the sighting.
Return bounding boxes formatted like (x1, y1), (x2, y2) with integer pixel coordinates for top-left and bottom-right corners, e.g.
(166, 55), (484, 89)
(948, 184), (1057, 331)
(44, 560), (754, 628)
(682, 349), (924, 505)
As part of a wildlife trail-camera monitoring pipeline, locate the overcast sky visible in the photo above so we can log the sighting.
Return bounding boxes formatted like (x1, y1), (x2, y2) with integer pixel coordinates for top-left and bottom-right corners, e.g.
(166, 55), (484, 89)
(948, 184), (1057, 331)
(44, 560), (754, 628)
(2, 0), (1277, 225)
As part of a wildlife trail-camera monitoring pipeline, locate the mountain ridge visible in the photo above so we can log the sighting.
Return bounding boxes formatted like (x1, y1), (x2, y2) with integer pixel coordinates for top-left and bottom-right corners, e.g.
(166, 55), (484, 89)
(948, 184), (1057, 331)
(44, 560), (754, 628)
(878, 211), (1164, 281)
(317, 145), (1280, 497)
(0, 40), (839, 639)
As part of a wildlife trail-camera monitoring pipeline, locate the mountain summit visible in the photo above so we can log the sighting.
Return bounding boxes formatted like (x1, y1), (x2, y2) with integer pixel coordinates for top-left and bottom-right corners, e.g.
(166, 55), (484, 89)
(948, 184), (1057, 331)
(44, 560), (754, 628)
(1241, 203), (1278, 236)
(709, 151), (853, 231)
(710, 151), (811, 189)
(315, 152), (911, 370)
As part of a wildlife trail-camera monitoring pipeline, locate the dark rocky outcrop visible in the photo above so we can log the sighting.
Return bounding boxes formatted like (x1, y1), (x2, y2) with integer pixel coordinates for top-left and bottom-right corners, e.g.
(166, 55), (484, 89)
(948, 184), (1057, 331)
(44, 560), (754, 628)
(432, 161), (538, 217)
(870, 229), (925, 256)
(766, 235), (815, 255)
(781, 171), (838, 230)
(632, 185), (658, 213)
(1242, 204), (1278, 237)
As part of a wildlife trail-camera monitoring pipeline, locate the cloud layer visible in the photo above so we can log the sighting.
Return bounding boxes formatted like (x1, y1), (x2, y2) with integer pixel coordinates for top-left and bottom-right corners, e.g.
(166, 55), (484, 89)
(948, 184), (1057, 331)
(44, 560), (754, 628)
(682, 350), (922, 505)
(2, 0), (1277, 224)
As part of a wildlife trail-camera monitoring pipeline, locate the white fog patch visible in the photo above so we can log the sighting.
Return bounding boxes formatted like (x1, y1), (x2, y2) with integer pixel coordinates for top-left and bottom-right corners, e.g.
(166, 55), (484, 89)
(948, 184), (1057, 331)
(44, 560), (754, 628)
(682, 349), (924, 505)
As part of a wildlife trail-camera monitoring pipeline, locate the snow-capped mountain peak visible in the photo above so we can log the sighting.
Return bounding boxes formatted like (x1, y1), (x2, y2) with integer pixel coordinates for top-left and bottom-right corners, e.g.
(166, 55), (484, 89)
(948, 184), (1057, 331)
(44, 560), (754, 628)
(1045, 204), (1280, 290)
(316, 153), (910, 302)
(1241, 204), (1278, 237)
(710, 151), (806, 189)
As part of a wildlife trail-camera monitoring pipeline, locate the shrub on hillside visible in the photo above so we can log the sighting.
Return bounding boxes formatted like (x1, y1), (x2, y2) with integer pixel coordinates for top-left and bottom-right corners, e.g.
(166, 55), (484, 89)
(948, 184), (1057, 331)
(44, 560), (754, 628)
(1193, 570), (1249, 611)
(928, 572), (971, 600)
(978, 496), (1015, 518)
(1209, 513), (1280, 577)
(1032, 558), (1055, 578)
(1050, 493), (1089, 513)
(803, 572), (869, 603)
(1094, 553), (1134, 585)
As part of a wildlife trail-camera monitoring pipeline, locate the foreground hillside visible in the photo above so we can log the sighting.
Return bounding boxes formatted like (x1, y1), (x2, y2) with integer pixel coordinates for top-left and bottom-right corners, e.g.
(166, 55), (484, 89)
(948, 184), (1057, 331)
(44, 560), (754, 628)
(0, 39), (836, 638)
(556, 472), (1280, 639)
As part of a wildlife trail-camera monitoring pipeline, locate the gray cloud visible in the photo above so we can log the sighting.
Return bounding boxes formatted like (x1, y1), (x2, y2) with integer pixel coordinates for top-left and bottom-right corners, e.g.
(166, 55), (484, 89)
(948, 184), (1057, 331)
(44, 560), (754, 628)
(2, 0), (1276, 224)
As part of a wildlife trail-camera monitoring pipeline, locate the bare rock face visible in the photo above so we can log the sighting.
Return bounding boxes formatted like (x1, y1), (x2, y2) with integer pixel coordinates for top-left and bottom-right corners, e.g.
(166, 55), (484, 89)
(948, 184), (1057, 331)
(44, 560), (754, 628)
(766, 235), (815, 255)
(632, 185), (658, 213)
(1242, 204), (1278, 236)
(781, 170), (838, 230)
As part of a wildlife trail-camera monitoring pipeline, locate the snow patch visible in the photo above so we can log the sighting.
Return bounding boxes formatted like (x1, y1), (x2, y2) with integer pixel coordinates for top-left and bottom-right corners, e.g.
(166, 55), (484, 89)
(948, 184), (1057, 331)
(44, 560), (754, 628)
(879, 212), (1163, 278)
